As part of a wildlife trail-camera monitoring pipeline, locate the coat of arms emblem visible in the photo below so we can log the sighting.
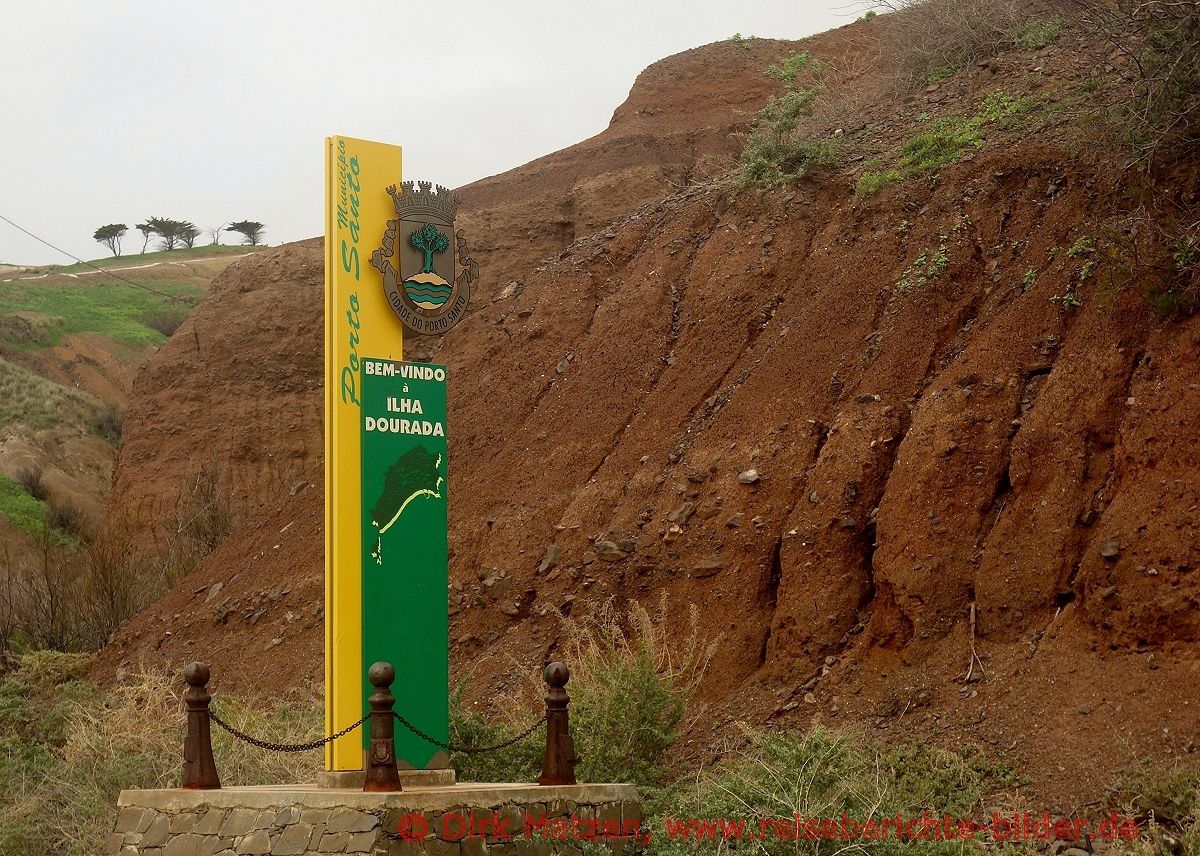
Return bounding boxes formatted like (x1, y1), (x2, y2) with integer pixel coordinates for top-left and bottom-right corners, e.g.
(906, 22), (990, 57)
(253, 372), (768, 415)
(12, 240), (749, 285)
(370, 180), (477, 335)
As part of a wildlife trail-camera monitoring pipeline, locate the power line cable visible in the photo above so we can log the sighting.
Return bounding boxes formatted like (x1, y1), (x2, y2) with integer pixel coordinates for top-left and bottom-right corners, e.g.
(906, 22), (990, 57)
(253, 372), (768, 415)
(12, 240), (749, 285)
(0, 212), (197, 304)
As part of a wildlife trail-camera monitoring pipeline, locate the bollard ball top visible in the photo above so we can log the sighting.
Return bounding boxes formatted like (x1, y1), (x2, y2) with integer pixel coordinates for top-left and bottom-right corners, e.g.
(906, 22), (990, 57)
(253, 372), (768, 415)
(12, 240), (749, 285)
(182, 662), (210, 687)
(543, 661), (570, 688)
(368, 661), (396, 688)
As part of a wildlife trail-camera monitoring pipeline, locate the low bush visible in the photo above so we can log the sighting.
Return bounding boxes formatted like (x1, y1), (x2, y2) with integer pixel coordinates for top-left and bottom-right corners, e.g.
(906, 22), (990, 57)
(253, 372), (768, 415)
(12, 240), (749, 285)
(1119, 763), (1200, 826)
(737, 52), (841, 190)
(1062, 0), (1200, 164)
(141, 306), (189, 338)
(558, 597), (714, 786)
(872, 0), (1053, 86)
(0, 468), (233, 657)
(450, 597), (715, 787)
(91, 402), (124, 444)
(47, 498), (87, 538)
(13, 464), (47, 502)
(639, 727), (1019, 856)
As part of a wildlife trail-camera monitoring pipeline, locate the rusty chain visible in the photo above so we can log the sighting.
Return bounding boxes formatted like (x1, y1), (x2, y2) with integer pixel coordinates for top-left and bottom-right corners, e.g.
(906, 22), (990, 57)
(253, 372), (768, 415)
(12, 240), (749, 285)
(208, 709), (367, 753)
(206, 707), (544, 756)
(393, 711), (546, 755)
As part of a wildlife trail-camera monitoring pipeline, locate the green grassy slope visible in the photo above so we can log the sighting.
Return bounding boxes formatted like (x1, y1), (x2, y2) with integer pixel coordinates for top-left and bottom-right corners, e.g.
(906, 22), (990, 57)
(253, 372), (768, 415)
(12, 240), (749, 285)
(0, 280), (203, 350)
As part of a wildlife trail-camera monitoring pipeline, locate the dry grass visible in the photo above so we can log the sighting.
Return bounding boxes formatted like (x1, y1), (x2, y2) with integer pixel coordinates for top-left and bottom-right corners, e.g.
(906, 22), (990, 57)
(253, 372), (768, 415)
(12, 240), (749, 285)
(0, 654), (321, 856)
(550, 596), (717, 783)
(0, 356), (102, 432)
(871, 0), (1057, 85)
(452, 596), (719, 786)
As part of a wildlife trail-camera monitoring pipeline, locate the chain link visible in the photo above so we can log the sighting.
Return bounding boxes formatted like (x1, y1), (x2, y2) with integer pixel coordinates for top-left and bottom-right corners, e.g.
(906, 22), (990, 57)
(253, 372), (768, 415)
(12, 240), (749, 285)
(206, 707), (543, 756)
(393, 711), (546, 755)
(209, 709), (367, 753)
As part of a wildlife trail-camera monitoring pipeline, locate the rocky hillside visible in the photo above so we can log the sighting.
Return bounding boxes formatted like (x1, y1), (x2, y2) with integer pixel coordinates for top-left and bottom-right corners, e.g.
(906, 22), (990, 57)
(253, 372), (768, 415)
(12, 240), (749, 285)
(107, 37), (801, 516)
(96, 16), (1200, 810)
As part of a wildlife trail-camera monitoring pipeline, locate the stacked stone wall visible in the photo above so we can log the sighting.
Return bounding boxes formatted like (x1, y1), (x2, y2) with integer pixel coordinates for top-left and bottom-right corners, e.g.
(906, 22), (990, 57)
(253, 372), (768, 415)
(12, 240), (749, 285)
(108, 788), (642, 856)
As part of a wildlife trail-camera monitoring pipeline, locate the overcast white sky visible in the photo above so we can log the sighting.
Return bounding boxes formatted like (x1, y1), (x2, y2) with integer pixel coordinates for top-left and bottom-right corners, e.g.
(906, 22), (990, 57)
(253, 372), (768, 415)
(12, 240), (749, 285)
(0, 1), (851, 265)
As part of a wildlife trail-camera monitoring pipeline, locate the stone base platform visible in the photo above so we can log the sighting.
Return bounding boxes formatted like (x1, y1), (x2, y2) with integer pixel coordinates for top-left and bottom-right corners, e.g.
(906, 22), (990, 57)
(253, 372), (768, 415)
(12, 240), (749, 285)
(315, 769), (457, 790)
(109, 782), (642, 856)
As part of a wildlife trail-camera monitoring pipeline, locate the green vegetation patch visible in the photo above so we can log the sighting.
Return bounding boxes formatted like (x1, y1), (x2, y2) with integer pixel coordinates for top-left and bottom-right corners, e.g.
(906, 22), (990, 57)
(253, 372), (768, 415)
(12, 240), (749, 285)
(765, 51), (816, 84)
(0, 279), (202, 349)
(0, 475), (51, 538)
(858, 93), (1034, 195)
(1011, 18), (1065, 50)
(738, 51), (841, 190)
(898, 235), (952, 292)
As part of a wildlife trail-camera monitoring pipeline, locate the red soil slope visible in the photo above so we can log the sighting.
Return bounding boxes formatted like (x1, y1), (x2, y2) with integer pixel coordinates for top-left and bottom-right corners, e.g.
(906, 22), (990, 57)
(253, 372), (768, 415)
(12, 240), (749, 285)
(97, 21), (1200, 809)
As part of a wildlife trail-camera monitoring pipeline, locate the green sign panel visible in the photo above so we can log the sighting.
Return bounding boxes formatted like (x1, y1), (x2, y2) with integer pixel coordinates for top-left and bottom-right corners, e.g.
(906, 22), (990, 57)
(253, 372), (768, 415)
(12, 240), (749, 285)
(359, 358), (449, 768)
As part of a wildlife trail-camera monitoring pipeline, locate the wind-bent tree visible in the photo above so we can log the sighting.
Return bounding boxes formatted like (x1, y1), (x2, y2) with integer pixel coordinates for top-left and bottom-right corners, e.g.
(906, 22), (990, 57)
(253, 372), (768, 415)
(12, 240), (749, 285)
(93, 223), (127, 257)
(146, 217), (189, 251)
(227, 221), (265, 246)
(135, 222), (154, 254)
(209, 224), (225, 246)
(409, 223), (449, 273)
(179, 222), (201, 249)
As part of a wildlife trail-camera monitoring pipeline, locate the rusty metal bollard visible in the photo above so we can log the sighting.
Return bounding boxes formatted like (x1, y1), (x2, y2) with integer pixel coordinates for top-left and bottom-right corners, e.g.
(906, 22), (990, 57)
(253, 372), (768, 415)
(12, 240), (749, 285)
(181, 662), (221, 790)
(538, 661), (578, 785)
(363, 662), (403, 792)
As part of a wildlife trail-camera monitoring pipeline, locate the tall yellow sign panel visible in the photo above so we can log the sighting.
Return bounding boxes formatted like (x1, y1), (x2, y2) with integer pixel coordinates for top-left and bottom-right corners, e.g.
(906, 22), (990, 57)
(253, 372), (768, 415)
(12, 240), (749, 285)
(323, 136), (403, 770)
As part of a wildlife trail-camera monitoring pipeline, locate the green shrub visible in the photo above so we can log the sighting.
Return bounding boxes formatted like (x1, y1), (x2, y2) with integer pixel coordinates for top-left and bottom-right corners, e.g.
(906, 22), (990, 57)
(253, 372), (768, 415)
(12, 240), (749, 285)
(859, 94), (1032, 195)
(639, 728), (1017, 856)
(1118, 763), (1200, 826)
(740, 136), (839, 190)
(447, 687), (542, 782)
(450, 598), (715, 788)
(1010, 18), (1064, 50)
(738, 53), (839, 190)
(765, 51), (816, 84)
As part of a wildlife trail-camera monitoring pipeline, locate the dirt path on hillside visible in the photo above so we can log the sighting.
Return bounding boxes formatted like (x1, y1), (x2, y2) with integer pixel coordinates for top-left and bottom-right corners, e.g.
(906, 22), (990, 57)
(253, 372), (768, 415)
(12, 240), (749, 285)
(1, 253), (254, 283)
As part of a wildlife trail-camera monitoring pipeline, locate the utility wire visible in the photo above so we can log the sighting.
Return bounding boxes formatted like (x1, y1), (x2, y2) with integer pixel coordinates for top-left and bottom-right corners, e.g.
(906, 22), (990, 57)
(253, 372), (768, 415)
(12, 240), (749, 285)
(0, 212), (197, 304)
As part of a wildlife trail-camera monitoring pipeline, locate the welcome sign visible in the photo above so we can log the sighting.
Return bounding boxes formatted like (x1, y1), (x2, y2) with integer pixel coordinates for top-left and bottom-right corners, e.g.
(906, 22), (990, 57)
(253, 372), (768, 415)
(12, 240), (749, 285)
(323, 136), (449, 772)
